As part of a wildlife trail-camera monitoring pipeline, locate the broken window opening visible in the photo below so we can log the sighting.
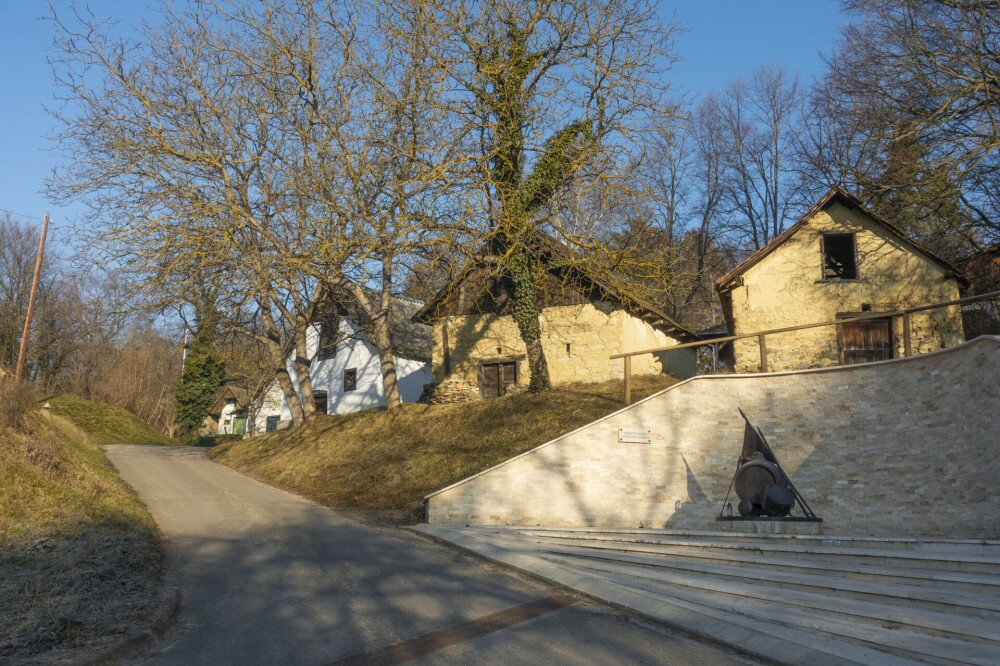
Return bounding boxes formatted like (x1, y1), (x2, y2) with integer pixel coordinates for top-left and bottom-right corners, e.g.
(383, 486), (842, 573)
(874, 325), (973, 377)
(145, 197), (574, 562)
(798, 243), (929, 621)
(822, 233), (858, 280)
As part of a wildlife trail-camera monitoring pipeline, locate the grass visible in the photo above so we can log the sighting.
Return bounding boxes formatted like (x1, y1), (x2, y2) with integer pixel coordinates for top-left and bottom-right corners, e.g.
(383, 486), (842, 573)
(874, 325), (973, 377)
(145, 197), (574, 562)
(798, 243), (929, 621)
(0, 407), (163, 663)
(46, 396), (172, 446)
(210, 374), (679, 523)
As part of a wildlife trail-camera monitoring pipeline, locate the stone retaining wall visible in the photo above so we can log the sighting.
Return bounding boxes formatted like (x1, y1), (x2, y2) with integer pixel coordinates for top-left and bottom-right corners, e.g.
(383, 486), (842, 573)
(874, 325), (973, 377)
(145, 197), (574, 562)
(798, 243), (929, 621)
(426, 337), (1000, 538)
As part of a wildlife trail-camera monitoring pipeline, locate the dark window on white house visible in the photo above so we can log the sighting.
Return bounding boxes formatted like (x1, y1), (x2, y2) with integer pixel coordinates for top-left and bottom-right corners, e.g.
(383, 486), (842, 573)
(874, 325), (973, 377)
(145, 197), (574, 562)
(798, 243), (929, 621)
(317, 318), (339, 360)
(265, 415), (279, 433)
(822, 233), (858, 280)
(343, 368), (357, 392)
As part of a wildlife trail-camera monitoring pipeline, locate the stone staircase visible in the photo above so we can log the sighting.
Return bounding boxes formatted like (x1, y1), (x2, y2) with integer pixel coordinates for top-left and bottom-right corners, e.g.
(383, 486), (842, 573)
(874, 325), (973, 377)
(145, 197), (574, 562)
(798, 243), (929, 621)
(412, 525), (1000, 665)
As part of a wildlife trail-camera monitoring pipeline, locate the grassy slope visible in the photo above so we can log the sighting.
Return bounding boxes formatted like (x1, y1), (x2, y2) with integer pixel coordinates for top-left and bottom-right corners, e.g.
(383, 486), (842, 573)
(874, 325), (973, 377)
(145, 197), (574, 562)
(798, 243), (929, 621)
(46, 396), (172, 446)
(0, 409), (163, 662)
(210, 374), (678, 522)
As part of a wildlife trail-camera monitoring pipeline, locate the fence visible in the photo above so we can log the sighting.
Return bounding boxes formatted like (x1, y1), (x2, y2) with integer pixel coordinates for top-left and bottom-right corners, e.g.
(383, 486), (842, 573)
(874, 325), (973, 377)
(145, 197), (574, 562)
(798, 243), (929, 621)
(611, 290), (1000, 405)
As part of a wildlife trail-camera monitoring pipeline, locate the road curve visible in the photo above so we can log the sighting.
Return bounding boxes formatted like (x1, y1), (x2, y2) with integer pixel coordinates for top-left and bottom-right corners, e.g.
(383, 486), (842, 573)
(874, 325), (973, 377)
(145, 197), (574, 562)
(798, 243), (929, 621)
(106, 445), (747, 665)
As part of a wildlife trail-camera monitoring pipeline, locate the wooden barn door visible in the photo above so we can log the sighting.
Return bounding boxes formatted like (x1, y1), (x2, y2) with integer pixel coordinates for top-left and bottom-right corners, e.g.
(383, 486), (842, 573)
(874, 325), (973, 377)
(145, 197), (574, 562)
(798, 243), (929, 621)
(837, 314), (893, 365)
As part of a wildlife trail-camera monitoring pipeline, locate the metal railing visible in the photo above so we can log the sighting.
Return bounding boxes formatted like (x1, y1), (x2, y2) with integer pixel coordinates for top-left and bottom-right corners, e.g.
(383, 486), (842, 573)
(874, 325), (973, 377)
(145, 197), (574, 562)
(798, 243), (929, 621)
(612, 289), (1000, 405)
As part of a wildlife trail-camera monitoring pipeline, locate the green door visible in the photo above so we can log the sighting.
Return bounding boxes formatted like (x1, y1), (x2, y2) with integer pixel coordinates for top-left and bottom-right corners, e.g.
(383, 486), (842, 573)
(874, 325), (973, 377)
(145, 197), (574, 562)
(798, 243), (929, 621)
(232, 416), (247, 436)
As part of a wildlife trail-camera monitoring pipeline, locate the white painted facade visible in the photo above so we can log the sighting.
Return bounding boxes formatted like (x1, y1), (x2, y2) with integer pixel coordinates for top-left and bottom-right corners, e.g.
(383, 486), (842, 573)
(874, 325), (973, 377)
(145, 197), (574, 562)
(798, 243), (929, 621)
(253, 319), (431, 433)
(218, 399), (242, 435)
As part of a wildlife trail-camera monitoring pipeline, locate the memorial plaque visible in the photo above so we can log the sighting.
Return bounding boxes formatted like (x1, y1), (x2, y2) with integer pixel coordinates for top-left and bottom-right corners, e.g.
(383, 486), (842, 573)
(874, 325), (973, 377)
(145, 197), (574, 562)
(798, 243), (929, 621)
(618, 427), (651, 444)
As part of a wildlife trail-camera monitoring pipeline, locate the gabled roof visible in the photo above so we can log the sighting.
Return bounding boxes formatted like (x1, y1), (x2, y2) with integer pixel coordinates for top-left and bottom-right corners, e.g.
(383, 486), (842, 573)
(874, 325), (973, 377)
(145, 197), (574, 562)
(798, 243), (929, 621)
(411, 233), (698, 340)
(326, 294), (432, 363)
(208, 386), (250, 416)
(715, 185), (968, 292)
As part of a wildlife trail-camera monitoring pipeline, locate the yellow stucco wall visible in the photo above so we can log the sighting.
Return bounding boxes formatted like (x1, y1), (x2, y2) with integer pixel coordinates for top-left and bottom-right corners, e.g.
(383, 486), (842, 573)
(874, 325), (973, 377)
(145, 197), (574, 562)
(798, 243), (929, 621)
(727, 201), (964, 372)
(432, 302), (676, 389)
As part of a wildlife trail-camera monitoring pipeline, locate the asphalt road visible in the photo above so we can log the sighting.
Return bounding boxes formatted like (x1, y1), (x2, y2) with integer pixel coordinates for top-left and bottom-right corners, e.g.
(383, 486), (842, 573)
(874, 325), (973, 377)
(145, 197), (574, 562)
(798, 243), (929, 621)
(106, 445), (749, 666)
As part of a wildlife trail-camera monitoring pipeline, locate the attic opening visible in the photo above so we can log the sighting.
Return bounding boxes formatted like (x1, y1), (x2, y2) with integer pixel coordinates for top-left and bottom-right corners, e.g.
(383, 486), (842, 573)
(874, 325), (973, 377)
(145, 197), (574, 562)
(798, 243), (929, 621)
(822, 233), (858, 280)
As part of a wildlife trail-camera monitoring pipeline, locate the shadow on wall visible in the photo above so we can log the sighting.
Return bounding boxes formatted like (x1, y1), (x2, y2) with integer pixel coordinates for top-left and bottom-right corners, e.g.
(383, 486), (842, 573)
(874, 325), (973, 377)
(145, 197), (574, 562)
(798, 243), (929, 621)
(426, 337), (1000, 538)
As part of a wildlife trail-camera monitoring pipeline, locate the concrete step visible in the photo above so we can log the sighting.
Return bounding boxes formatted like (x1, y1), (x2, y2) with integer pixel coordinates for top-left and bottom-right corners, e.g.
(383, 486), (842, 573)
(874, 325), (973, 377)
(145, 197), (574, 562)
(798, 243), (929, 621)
(416, 525), (923, 665)
(514, 527), (1000, 556)
(418, 525), (1000, 665)
(587, 567), (1000, 666)
(558, 557), (1000, 645)
(503, 532), (1000, 574)
(474, 530), (1000, 593)
(543, 545), (1000, 619)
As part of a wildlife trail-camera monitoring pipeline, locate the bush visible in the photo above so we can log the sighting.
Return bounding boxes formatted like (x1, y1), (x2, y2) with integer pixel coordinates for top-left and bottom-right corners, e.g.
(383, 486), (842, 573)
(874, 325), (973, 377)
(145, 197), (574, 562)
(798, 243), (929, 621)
(0, 379), (37, 431)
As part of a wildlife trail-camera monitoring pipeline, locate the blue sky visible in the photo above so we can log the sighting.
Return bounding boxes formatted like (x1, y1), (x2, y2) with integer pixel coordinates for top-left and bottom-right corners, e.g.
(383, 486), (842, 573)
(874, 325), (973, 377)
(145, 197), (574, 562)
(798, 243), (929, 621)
(0, 1), (846, 242)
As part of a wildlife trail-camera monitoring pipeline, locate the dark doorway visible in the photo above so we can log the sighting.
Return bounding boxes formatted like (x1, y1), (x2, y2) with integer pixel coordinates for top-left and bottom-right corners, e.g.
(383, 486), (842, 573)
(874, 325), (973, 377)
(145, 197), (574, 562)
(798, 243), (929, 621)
(478, 361), (518, 398)
(314, 391), (328, 415)
(837, 314), (893, 364)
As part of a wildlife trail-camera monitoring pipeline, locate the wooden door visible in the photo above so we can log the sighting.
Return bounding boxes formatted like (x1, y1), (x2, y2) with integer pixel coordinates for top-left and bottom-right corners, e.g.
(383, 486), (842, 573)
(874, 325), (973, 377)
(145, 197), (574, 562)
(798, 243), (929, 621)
(838, 316), (893, 365)
(479, 361), (518, 398)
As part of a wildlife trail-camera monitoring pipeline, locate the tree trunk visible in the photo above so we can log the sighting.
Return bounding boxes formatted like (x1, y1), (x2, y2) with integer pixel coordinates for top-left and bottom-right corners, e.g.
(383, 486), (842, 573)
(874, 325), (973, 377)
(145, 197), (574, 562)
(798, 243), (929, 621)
(260, 302), (306, 426)
(267, 340), (305, 426)
(508, 249), (551, 392)
(371, 316), (401, 409)
(293, 320), (317, 419)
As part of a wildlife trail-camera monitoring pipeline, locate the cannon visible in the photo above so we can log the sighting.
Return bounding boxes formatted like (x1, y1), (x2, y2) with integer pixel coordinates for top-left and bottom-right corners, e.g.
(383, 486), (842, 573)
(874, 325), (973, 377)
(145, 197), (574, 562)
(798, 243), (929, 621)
(720, 408), (818, 521)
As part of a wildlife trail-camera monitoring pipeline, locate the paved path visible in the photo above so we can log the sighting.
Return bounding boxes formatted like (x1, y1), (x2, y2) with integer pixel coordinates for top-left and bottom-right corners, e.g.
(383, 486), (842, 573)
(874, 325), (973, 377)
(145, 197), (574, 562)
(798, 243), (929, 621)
(106, 446), (749, 666)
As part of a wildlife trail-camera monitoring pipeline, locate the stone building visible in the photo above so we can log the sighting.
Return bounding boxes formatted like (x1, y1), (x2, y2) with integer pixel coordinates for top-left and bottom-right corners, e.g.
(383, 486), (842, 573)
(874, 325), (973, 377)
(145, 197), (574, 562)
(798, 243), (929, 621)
(715, 186), (967, 372)
(412, 239), (698, 400)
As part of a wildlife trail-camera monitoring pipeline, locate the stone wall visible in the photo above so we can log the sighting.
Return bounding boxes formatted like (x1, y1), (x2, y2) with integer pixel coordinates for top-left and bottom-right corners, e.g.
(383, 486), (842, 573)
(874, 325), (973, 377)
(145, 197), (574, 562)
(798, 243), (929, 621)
(727, 200), (964, 372)
(426, 337), (1000, 538)
(432, 302), (678, 389)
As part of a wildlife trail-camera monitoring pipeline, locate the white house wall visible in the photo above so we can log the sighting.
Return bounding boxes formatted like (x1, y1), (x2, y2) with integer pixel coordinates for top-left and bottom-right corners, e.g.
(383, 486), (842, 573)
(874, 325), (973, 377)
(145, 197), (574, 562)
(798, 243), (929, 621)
(253, 320), (431, 430)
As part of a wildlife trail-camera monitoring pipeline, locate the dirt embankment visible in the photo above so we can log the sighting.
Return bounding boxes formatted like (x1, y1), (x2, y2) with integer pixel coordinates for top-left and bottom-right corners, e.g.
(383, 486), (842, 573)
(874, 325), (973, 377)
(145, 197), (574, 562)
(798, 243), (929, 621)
(1, 394), (167, 663)
(210, 374), (678, 523)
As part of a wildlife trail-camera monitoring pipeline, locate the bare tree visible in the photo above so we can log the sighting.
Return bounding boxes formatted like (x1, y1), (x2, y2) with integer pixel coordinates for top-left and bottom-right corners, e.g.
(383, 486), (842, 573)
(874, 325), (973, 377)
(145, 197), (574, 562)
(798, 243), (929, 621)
(48, 0), (473, 417)
(708, 66), (805, 251)
(802, 0), (999, 250)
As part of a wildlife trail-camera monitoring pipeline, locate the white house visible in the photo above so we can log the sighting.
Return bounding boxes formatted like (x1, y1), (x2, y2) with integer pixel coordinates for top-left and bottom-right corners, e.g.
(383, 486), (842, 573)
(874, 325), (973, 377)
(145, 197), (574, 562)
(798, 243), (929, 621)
(253, 298), (432, 433)
(205, 386), (250, 436)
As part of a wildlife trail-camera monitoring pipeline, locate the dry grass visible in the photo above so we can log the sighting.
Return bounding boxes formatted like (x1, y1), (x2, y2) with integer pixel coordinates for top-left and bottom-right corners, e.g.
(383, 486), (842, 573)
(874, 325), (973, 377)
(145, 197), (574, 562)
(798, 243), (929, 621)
(45, 396), (172, 446)
(0, 410), (163, 663)
(0, 380), (38, 431)
(210, 374), (679, 523)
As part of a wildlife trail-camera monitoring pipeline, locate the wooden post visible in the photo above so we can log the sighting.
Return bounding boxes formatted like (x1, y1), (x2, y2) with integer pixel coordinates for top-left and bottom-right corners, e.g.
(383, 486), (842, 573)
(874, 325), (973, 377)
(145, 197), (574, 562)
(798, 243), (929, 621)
(623, 355), (632, 405)
(902, 312), (912, 357)
(14, 213), (49, 384)
(758, 334), (768, 373)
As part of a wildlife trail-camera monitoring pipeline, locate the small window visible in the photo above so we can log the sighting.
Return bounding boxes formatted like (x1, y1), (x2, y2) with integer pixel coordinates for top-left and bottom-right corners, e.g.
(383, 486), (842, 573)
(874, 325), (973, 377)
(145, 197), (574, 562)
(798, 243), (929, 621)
(265, 415), (279, 433)
(313, 391), (328, 414)
(317, 319), (339, 360)
(822, 234), (858, 280)
(565, 342), (572, 355)
(343, 368), (357, 392)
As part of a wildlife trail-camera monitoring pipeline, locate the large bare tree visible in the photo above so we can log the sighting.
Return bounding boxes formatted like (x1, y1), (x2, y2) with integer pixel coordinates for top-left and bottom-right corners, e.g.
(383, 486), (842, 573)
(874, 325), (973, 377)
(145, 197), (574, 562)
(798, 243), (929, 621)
(48, 1), (466, 419)
(426, 0), (680, 391)
(802, 0), (999, 250)
(707, 65), (805, 251)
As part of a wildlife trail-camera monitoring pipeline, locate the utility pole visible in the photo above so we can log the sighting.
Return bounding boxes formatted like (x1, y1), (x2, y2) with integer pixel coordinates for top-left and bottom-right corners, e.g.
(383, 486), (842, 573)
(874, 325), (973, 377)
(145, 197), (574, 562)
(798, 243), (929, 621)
(14, 213), (49, 384)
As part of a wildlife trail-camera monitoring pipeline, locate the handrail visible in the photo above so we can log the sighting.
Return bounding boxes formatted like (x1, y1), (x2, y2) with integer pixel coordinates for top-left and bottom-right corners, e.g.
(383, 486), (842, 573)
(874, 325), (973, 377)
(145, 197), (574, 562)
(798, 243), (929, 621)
(613, 289), (1000, 404)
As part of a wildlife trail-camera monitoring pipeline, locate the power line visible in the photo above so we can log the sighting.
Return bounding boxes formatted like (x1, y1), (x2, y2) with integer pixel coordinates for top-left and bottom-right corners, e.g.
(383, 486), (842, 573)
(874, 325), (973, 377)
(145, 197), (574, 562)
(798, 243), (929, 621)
(0, 206), (46, 221)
